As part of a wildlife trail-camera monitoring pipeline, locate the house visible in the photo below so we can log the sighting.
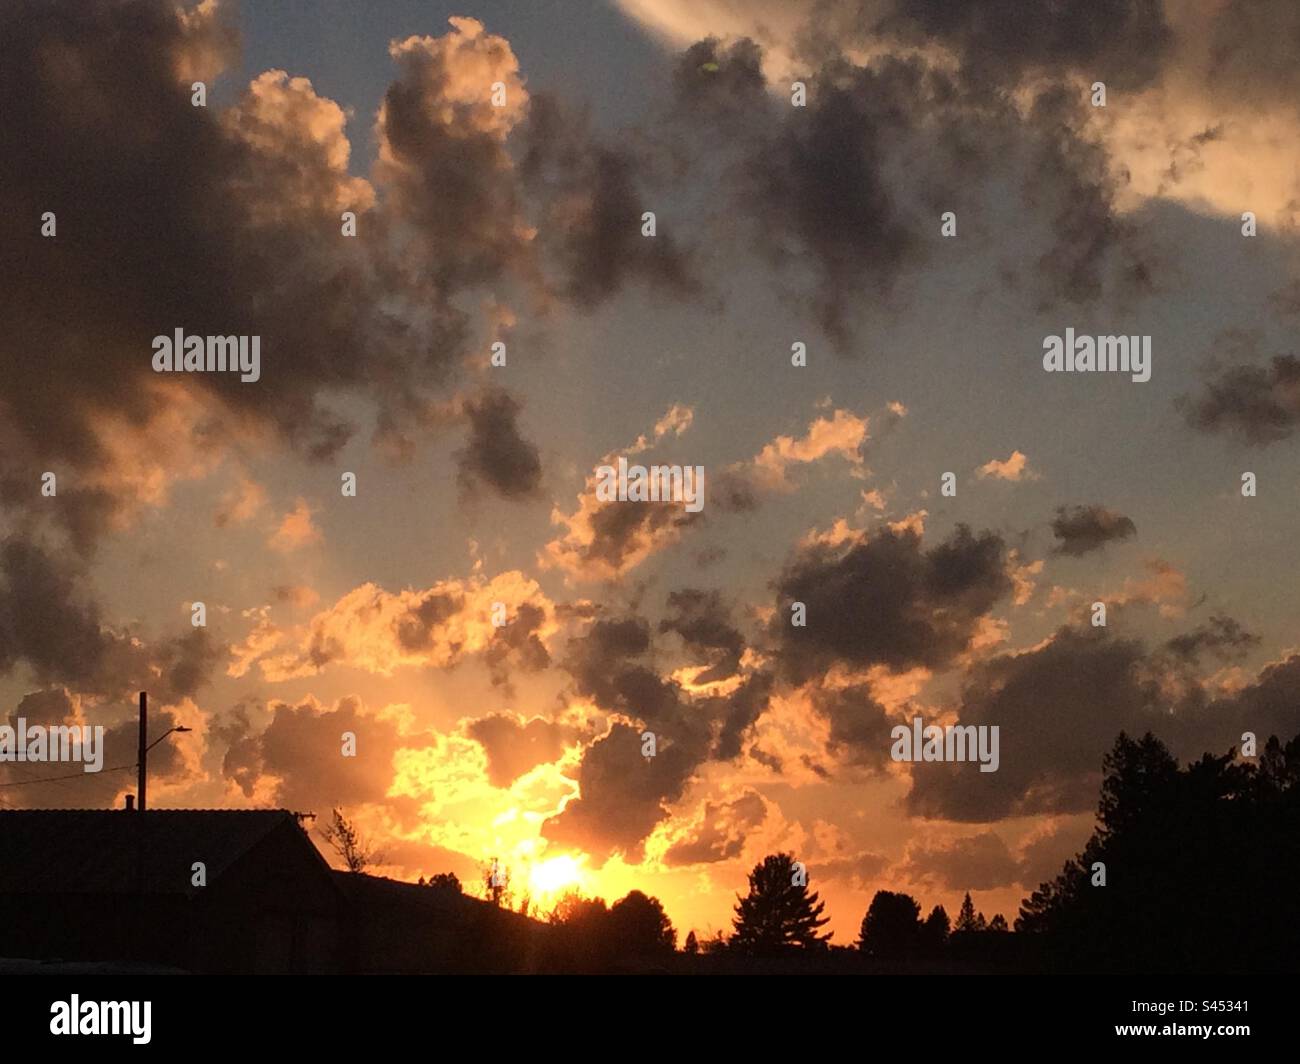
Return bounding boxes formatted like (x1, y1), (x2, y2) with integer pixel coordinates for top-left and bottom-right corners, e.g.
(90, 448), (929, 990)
(0, 809), (346, 973)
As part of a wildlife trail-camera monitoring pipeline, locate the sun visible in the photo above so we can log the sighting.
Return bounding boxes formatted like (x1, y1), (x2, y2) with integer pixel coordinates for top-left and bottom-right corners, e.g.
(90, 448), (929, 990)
(528, 854), (585, 898)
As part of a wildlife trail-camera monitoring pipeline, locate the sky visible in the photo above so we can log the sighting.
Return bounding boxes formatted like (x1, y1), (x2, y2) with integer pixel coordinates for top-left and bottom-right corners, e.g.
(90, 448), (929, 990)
(1, 0), (1299, 944)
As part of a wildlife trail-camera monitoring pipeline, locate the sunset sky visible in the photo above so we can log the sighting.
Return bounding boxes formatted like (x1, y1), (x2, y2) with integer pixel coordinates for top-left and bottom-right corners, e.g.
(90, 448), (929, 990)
(2, 0), (1299, 943)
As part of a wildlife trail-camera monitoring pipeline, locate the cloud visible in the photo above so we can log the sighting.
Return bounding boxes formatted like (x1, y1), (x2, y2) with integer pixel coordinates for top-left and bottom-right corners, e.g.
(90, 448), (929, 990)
(543, 722), (704, 863)
(899, 830), (1023, 892)
(257, 571), (554, 681)
(1164, 614), (1259, 664)
(215, 694), (402, 812)
(1050, 504), (1137, 556)
(1180, 353), (1300, 446)
(542, 406), (708, 580)
(465, 713), (577, 787)
(662, 791), (768, 866)
(905, 626), (1158, 822)
(976, 450), (1035, 482)
(455, 388), (543, 499)
(520, 93), (700, 308)
(0, 535), (221, 703)
(268, 498), (322, 552)
(658, 588), (746, 685)
(770, 522), (1012, 684)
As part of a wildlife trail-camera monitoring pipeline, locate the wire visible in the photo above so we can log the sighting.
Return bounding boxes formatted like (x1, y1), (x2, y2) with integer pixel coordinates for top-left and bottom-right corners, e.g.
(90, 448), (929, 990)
(0, 763), (134, 789)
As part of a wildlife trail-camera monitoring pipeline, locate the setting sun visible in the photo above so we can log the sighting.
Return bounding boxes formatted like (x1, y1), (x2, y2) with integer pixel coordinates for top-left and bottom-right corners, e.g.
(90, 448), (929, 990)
(528, 855), (585, 899)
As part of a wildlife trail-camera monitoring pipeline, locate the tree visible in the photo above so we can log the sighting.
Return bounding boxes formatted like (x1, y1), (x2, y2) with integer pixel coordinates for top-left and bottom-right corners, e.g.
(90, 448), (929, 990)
(731, 853), (832, 953)
(427, 872), (462, 893)
(1016, 729), (1300, 972)
(955, 892), (983, 932)
(683, 930), (699, 955)
(548, 890), (613, 970)
(609, 890), (676, 954)
(858, 890), (922, 959)
(988, 913), (1009, 932)
(318, 807), (381, 873)
(921, 904), (951, 953)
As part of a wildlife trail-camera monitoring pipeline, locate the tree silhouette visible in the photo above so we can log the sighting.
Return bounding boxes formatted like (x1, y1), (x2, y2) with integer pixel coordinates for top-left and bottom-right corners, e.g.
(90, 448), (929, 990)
(955, 891), (982, 932)
(731, 853), (831, 953)
(609, 890), (676, 954)
(683, 930), (699, 955)
(988, 913), (1008, 932)
(318, 807), (381, 873)
(427, 871), (461, 892)
(920, 904), (951, 954)
(1017, 730), (1300, 972)
(858, 890), (921, 959)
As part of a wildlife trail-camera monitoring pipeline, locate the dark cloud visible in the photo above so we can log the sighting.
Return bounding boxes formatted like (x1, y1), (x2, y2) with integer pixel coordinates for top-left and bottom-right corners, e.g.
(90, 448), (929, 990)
(1164, 614), (1259, 665)
(395, 590), (465, 654)
(455, 388), (543, 500)
(816, 850), (889, 886)
(1180, 353), (1300, 445)
(543, 722), (705, 863)
(658, 588), (745, 684)
(900, 830), (1023, 892)
(662, 791), (767, 866)
(0, 0), (485, 565)
(811, 683), (897, 770)
(876, 0), (1172, 92)
(1200, 0), (1300, 106)
(0, 536), (220, 704)
(906, 626), (1159, 822)
(520, 93), (699, 308)
(548, 612), (771, 859)
(668, 33), (1149, 348)
(216, 695), (401, 811)
(1, 702), (191, 810)
(583, 498), (703, 572)
(771, 523), (1011, 684)
(466, 713), (573, 787)
(1050, 504), (1137, 556)
(484, 602), (552, 692)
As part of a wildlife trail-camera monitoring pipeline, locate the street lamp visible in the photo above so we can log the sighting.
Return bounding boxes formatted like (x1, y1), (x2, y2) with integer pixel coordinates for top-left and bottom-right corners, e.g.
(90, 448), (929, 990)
(136, 690), (193, 811)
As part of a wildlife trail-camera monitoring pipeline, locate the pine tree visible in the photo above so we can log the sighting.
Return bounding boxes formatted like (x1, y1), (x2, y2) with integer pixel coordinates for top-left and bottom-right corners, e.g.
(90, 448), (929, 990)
(731, 853), (832, 953)
(683, 930), (699, 955)
(955, 891), (981, 932)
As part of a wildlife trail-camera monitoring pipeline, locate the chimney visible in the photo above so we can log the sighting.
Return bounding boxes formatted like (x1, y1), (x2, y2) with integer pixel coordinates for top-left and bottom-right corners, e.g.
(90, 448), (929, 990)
(124, 794), (135, 812)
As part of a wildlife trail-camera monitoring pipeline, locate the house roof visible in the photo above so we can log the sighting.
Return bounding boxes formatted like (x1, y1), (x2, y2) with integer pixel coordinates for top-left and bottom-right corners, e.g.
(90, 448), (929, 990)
(0, 809), (315, 894)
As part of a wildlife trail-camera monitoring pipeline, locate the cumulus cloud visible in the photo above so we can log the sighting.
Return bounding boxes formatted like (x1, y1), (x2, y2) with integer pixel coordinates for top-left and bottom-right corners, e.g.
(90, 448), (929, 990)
(215, 694), (402, 811)
(976, 450), (1035, 482)
(455, 388), (543, 499)
(1180, 352), (1300, 446)
(662, 791), (767, 865)
(465, 713), (577, 787)
(770, 522), (1012, 684)
(254, 571), (554, 681)
(1050, 504), (1137, 556)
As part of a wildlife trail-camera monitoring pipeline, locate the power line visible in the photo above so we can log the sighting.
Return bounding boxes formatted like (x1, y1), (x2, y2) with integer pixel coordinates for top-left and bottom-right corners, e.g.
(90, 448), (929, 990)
(0, 763), (133, 789)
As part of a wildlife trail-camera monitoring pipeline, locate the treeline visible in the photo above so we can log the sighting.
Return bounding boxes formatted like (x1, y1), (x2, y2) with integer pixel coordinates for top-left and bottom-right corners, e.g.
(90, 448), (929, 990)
(409, 728), (1300, 973)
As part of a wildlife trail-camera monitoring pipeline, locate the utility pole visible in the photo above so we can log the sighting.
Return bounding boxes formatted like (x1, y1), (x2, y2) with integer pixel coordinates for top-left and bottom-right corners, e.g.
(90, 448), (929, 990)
(137, 690), (147, 812)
